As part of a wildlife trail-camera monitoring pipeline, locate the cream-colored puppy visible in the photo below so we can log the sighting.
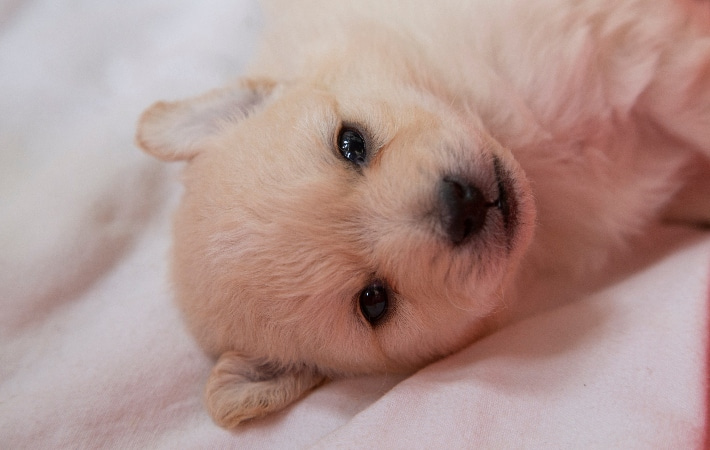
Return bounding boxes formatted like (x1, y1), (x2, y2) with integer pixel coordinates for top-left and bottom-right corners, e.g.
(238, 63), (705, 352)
(137, 0), (710, 428)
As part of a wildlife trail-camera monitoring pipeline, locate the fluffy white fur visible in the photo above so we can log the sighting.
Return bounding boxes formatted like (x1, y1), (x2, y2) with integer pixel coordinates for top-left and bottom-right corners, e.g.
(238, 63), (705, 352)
(136, 0), (710, 428)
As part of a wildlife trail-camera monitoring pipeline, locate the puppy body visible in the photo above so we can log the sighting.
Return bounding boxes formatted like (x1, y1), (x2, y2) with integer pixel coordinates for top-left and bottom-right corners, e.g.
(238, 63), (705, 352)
(137, 0), (710, 427)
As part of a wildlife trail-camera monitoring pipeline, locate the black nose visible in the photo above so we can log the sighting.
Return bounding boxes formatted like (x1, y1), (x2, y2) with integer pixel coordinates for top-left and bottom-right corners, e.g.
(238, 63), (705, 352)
(439, 177), (489, 245)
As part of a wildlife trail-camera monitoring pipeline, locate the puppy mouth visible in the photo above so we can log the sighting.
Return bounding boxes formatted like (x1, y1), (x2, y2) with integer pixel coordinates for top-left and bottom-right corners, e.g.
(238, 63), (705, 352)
(492, 156), (518, 246)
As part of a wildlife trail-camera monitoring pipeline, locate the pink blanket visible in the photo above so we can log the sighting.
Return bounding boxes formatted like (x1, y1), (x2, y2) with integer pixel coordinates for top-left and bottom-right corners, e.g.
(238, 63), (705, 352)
(1, 1), (708, 447)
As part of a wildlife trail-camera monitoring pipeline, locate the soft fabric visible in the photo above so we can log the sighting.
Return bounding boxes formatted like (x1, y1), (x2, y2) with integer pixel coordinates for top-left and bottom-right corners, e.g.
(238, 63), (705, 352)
(1, 1), (707, 448)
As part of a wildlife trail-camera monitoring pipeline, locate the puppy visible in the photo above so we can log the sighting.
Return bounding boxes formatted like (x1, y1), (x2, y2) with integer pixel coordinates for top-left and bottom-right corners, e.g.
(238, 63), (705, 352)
(136, 0), (710, 428)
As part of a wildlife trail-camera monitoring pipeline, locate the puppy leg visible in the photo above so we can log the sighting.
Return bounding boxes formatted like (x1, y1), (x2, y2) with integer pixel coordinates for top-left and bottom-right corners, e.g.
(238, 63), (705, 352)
(204, 352), (325, 428)
(664, 158), (710, 226)
(639, 13), (710, 158)
(640, 6), (710, 226)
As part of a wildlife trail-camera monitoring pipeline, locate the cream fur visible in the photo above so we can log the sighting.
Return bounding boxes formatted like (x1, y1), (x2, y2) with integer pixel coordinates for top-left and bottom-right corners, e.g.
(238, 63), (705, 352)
(136, 0), (710, 427)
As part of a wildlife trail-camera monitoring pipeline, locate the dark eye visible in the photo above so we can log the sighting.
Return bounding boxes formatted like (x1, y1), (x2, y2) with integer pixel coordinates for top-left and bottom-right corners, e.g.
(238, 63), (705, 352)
(337, 127), (367, 165)
(359, 281), (389, 325)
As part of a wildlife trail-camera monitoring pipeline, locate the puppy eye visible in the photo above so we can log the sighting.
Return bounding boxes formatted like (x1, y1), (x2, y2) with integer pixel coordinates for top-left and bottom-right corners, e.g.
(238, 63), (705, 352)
(359, 281), (389, 325)
(337, 127), (367, 165)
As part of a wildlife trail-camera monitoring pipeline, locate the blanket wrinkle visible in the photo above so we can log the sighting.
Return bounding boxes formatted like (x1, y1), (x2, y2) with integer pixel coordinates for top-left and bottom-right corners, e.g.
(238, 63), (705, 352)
(0, 157), (170, 335)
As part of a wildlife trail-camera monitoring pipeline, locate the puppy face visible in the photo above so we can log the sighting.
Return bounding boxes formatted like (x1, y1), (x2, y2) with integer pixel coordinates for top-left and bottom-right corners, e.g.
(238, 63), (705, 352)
(137, 43), (535, 425)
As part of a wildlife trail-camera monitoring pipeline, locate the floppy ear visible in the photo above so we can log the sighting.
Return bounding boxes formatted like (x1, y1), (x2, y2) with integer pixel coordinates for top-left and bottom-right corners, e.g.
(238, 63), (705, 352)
(205, 351), (326, 428)
(135, 78), (277, 161)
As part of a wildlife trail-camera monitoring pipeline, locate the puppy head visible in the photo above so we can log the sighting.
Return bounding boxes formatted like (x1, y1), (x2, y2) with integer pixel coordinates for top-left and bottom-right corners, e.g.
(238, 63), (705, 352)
(137, 48), (535, 426)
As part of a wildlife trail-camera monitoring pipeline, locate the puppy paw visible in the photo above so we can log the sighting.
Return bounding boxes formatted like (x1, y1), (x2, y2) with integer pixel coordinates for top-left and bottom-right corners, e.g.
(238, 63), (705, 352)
(204, 351), (325, 428)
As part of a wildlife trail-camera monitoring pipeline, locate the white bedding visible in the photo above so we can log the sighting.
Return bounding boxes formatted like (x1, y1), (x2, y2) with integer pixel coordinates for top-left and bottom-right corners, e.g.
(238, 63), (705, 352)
(1, 1), (708, 448)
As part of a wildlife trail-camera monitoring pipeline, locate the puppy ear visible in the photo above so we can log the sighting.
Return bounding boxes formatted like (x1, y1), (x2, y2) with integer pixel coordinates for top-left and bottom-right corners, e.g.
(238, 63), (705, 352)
(205, 351), (326, 428)
(135, 78), (277, 161)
